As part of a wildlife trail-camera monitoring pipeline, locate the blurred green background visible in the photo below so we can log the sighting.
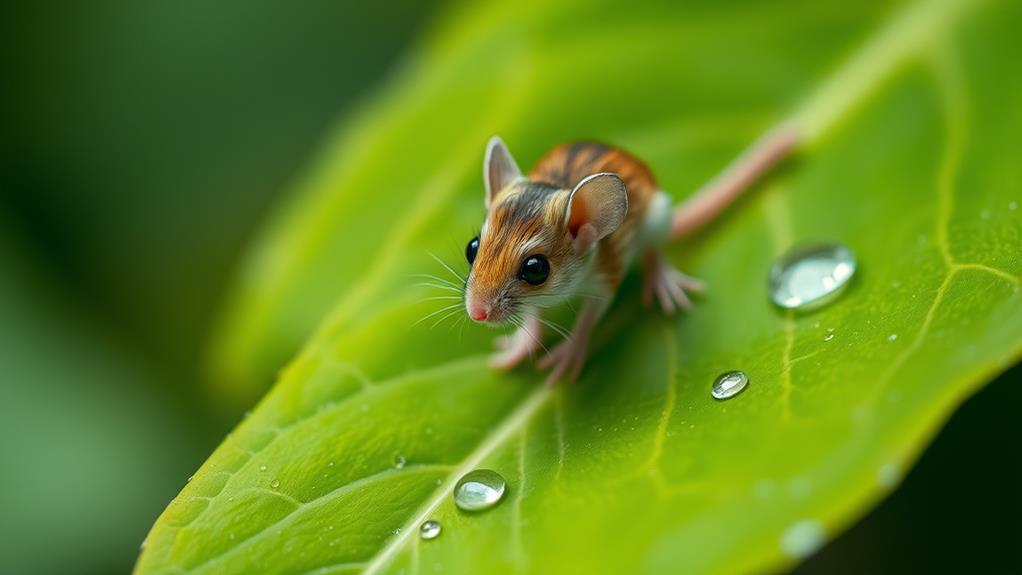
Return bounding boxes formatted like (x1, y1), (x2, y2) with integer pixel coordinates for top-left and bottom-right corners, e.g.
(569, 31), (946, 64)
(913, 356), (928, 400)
(1, 1), (1017, 574)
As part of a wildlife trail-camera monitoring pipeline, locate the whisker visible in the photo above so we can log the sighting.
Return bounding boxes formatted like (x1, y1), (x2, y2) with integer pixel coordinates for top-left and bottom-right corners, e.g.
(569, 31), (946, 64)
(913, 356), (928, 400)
(415, 282), (463, 294)
(428, 252), (466, 283)
(457, 314), (468, 344)
(419, 295), (463, 302)
(515, 316), (549, 356)
(537, 317), (572, 341)
(430, 307), (465, 330)
(412, 274), (462, 289)
(412, 303), (463, 328)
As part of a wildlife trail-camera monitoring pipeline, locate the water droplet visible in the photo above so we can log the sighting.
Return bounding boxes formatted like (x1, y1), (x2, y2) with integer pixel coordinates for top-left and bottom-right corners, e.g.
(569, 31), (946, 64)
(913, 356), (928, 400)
(435, 478), (443, 486)
(1010, 201), (1018, 211)
(888, 333), (898, 342)
(393, 455), (406, 469)
(419, 520), (442, 540)
(768, 243), (856, 311)
(270, 479), (280, 489)
(227, 496), (235, 502)
(823, 328), (835, 342)
(453, 469), (506, 511)
(259, 464), (267, 472)
(781, 520), (825, 559)
(877, 462), (902, 488)
(981, 209), (991, 220)
(392, 527), (402, 535)
(711, 370), (749, 400)
(327, 461), (334, 468)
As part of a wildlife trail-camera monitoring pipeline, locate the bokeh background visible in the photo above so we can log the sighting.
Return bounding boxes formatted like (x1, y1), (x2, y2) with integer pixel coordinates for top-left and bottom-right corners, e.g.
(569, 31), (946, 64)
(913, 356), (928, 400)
(1, 1), (1018, 574)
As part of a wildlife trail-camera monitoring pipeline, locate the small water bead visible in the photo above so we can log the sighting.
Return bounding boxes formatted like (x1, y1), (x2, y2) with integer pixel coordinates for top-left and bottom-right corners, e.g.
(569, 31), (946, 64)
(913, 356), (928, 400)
(877, 462), (902, 488)
(1010, 201), (1018, 211)
(419, 520), (442, 540)
(768, 243), (856, 311)
(781, 520), (825, 559)
(711, 370), (749, 400)
(823, 328), (835, 342)
(270, 479), (281, 489)
(259, 464), (267, 472)
(393, 455), (407, 469)
(888, 333), (898, 342)
(453, 469), (507, 511)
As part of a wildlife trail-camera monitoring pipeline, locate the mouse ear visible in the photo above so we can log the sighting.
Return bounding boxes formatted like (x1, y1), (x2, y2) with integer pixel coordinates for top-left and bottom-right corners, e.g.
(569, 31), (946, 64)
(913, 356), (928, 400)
(565, 173), (628, 249)
(484, 136), (522, 208)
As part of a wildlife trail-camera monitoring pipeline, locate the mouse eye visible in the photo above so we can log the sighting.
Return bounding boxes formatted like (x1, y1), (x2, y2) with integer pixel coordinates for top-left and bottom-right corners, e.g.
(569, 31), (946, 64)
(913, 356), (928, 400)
(465, 236), (480, 265)
(518, 255), (549, 285)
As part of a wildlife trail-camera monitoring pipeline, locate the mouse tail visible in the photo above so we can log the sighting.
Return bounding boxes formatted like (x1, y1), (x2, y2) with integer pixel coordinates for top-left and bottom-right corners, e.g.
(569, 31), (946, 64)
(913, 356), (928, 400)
(670, 124), (799, 240)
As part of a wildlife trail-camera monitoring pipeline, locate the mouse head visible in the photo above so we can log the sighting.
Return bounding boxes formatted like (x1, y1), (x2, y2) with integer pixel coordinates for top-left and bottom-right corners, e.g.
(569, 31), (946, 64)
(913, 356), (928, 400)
(464, 137), (627, 324)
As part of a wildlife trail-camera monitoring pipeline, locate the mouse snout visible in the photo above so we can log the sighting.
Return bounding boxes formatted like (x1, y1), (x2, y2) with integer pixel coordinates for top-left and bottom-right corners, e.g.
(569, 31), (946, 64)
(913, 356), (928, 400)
(467, 299), (492, 322)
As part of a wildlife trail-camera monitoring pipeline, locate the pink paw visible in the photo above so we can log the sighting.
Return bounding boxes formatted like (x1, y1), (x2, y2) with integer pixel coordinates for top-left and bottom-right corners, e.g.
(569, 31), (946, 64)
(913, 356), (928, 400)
(538, 337), (588, 385)
(642, 253), (705, 315)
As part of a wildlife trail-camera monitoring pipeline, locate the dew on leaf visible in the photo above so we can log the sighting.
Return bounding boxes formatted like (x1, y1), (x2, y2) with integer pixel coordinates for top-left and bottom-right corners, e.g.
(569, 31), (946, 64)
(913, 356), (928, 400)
(768, 243), (856, 311)
(453, 469), (506, 512)
(270, 479), (280, 489)
(711, 370), (749, 400)
(877, 462), (902, 488)
(781, 519), (825, 559)
(420, 520), (442, 540)
(393, 454), (407, 469)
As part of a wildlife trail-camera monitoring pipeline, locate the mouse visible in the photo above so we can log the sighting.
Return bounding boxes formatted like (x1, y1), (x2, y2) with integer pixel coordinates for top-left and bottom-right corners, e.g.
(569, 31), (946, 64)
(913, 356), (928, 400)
(461, 127), (797, 384)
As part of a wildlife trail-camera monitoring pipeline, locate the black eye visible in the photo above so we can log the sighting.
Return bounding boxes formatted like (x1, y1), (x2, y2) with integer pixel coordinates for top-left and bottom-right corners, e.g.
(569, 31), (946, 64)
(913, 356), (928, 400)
(466, 236), (480, 265)
(518, 255), (549, 285)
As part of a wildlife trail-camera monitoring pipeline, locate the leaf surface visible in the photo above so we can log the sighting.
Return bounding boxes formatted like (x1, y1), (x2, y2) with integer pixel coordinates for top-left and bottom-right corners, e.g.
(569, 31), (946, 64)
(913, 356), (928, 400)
(140, 0), (1022, 573)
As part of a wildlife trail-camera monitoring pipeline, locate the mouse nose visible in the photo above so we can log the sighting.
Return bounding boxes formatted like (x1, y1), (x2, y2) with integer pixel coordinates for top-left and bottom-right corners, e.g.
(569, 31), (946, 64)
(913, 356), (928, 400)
(467, 300), (491, 322)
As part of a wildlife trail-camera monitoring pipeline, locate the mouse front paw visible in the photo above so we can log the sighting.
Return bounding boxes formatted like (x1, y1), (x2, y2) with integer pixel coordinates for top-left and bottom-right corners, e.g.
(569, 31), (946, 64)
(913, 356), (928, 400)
(538, 336), (589, 385)
(642, 251), (705, 315)
(490, 324), (543, 371)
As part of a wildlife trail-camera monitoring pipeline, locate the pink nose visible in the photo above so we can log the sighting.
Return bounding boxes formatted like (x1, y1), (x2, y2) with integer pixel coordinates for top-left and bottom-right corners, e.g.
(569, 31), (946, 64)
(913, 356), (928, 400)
(468, 302), (490, 322)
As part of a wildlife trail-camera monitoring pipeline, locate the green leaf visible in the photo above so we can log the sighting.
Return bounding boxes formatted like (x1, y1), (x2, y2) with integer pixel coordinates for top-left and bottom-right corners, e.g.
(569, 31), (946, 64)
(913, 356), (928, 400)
(141, 0), (1022, 573)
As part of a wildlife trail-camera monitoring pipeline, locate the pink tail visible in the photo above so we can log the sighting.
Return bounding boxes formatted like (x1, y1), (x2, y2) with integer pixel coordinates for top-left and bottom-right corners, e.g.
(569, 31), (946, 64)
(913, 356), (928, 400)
(671, 124), (800, 240)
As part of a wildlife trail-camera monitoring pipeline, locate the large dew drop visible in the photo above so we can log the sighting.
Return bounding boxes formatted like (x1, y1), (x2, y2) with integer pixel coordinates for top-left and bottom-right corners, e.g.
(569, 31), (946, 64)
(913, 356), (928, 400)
(453, 469), (506, 512)
(712, 371), (749, 400)
(768, 243), (856, 311)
